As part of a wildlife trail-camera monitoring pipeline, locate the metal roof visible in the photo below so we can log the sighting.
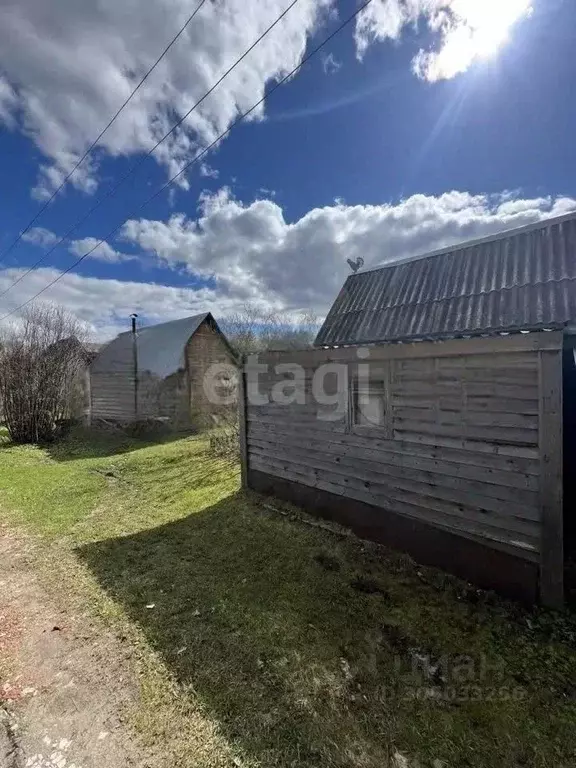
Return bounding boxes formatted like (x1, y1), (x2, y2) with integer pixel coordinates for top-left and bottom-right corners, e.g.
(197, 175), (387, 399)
(315, 211), (576, 346)
(91, 313), (210, 378)
(82, 341), (103, 362)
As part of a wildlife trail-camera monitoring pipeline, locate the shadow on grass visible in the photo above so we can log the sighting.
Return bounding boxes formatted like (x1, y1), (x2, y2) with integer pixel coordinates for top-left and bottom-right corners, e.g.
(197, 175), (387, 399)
(44, 426), (190, 462)
(77, 495), (398, 767)
(77, 493), (576, 768)
(0, 424), (188, 460)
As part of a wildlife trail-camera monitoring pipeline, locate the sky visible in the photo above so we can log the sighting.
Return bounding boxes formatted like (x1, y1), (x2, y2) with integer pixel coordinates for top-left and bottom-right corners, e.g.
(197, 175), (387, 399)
(0, 0), (574, 341)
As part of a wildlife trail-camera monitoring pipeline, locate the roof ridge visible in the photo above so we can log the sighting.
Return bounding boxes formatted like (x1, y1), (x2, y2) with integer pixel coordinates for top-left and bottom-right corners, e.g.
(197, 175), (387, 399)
(355, 208), (576, 277)
(114, 311), (210, 337)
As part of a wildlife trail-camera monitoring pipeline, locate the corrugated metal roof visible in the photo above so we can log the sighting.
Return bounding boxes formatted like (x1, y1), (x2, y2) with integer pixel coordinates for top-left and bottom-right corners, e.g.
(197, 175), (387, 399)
(91, 313), (209, 378)
(315, 211), (576, 346)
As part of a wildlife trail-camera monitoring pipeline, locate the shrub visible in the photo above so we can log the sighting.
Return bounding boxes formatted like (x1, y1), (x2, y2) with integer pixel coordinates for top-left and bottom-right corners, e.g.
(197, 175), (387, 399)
(208, 410), (240, 462)
(0, 304), (87, 444)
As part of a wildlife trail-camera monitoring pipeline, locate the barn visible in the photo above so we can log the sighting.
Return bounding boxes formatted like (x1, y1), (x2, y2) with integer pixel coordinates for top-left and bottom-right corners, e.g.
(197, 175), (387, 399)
(91, 312), (236, 429)
(240, 211), (576, 607)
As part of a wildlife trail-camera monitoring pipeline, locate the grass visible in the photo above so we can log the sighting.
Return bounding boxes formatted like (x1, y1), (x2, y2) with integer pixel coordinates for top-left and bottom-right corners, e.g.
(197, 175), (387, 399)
(1, 427), (576, 767)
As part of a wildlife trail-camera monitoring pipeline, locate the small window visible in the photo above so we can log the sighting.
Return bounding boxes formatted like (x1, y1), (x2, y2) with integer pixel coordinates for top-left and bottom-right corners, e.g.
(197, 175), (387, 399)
(352, 377), (387, 427)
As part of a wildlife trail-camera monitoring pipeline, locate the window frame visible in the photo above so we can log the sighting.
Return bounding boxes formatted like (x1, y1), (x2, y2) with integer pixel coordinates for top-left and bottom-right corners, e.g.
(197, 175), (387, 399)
(347, 361), (393, 439)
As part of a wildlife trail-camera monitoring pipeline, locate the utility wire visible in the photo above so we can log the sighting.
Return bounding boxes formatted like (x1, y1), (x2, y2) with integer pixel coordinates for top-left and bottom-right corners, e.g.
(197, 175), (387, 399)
(0, 0), (209, 266)
(0, 0), (302, 301)
(0, 0), (375, 322)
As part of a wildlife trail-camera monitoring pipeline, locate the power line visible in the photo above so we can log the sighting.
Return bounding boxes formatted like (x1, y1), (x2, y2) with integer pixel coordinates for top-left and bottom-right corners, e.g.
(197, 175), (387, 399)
(0, 0), (375, 322)
(0, 0), (209, 266)
(0, 0), (302, 301)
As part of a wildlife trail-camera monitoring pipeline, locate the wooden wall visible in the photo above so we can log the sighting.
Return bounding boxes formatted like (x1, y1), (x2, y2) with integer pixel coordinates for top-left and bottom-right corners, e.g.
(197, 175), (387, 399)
(242, 333), (564, 606)
(186, 322), (237, 429)
(91, 371), (135, 422)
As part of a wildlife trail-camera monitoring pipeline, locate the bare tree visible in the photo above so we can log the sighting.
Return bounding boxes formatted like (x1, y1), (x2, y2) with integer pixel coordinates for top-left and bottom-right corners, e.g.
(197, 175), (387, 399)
(209, 305), (318, 463)
(219, 304), (319, 356)
(0, 304), (87, 444)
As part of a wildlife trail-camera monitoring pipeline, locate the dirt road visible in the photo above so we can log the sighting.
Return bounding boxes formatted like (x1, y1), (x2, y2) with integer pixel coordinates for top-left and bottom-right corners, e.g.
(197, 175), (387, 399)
(0, 528), (153, 768)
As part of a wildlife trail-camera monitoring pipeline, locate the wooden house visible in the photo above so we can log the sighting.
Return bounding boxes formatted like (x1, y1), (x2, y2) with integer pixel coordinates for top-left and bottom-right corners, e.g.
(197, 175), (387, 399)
(240, 212), (576, 607)
(91, 313), (236, 429)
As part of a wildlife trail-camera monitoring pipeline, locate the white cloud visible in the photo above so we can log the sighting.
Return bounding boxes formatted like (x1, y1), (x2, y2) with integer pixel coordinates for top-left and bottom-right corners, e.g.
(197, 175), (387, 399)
(354, 0), (417, 57)
(21, 226), (59, 248)
(1, 189), (574, 340)
(121, 188), (576, 311)
(199, 162), (219, 180)
(356, 0), (532, 81)
(68, 237), (137, 264)
(321, 52), (341, 75)
(0, 0), (333, 198)
(0, 76), (17, 128)
(0, 267), (243, 342)
(19, 228), (136, 263)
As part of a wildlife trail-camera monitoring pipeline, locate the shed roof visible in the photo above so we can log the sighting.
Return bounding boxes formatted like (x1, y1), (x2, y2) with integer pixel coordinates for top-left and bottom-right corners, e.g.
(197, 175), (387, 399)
(315, 210), (576, 347)
(92, 313), (213, 378)
(82, 341), (103, 361)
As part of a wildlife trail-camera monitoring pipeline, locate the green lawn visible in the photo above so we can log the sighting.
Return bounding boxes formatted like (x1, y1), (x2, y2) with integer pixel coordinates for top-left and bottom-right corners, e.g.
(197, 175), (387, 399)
(1, 427), (576, 767)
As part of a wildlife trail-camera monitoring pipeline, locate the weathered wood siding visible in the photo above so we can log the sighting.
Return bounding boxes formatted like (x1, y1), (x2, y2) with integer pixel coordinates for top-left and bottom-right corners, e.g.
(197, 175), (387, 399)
(186, 322), (237, 429)
(91, 364), (189, 424)
(91, 348), (135, 421)
(245, 334), (564, 577)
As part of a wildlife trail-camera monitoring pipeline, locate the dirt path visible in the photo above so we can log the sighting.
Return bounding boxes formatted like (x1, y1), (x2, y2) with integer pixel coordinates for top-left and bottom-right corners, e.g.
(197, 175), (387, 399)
(0, 527), (154, 768)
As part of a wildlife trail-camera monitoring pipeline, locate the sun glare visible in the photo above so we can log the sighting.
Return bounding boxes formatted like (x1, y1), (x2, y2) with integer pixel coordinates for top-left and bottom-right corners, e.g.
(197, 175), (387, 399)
(457, 0), (533, 58)
(417, 0), (533, 81)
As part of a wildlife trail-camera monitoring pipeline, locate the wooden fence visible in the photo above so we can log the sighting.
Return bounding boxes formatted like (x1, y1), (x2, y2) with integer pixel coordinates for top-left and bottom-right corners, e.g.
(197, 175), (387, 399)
(239, 332), (564, 607)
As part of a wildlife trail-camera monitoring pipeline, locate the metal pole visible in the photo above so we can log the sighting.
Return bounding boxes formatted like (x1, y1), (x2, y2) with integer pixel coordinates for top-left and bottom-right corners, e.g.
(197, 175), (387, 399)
(130, 313), (138, 420)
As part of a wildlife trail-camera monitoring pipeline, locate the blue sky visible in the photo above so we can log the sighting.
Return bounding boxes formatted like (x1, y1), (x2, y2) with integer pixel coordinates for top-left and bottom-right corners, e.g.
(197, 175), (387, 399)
(0, 0), (574, 339)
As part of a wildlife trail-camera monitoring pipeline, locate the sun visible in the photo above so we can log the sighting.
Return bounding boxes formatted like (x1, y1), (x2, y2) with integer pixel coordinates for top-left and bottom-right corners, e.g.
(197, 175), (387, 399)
(420, 0), (533, 81)
(457, 0), (533, 58)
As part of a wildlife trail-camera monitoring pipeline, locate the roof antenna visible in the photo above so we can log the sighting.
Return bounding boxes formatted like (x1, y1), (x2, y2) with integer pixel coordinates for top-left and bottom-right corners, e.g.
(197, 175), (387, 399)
(346, 256), (364, 273)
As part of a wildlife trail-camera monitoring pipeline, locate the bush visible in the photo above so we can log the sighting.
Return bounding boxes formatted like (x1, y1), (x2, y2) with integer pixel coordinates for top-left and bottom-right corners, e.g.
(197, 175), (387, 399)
(0, 304), (87, 444)
(209, 413), (240, 462)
